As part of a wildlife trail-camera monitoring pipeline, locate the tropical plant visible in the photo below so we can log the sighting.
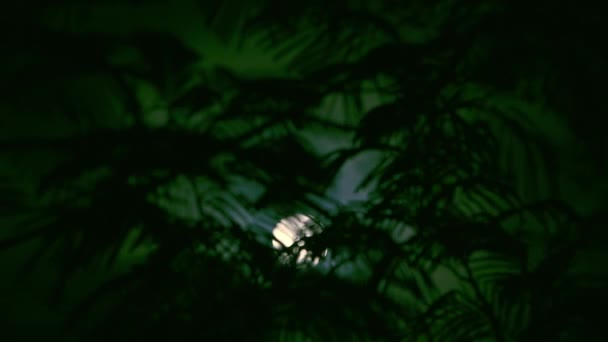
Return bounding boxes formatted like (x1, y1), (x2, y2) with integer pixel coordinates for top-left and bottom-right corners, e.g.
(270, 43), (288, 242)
(1, 1), (606, 341)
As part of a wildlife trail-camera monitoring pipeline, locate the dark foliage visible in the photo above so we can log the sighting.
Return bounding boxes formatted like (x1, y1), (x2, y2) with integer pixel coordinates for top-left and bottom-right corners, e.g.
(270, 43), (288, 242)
(1, 1), (606, 341)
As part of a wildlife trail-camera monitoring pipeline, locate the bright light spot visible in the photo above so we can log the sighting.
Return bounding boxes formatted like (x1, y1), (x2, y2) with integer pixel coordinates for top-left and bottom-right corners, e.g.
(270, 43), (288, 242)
(272, 214), (327, 265)
(272, 214), (310, 249)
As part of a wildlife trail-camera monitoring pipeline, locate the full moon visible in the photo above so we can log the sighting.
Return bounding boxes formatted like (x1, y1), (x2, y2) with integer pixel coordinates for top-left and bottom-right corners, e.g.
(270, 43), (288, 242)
(271, 213), (326, 265)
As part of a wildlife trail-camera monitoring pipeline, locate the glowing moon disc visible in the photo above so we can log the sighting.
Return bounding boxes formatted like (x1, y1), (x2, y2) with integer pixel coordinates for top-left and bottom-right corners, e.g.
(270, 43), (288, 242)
(271, 214), (327, 265)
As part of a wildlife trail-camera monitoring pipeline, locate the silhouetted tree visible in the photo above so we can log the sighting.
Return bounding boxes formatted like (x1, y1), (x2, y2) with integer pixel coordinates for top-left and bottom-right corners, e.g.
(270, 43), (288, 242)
(1, 1), (606, 341)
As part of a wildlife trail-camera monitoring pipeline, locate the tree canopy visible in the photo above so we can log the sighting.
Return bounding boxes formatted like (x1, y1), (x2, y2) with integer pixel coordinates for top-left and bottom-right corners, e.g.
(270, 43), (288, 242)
(1, 1), (606, 341)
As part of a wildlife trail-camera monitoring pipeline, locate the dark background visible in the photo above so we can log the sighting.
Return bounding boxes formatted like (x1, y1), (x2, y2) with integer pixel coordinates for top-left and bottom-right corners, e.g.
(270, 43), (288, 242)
(1, 1), (607, 340)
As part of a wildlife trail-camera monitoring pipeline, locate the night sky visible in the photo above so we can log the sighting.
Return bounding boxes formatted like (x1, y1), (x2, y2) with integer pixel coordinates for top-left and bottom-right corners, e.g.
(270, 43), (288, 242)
(1, 1), (607, 341)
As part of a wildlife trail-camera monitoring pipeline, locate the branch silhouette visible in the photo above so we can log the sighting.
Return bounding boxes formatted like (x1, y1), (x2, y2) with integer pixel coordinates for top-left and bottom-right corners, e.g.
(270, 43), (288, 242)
(0, 1), (605, 341)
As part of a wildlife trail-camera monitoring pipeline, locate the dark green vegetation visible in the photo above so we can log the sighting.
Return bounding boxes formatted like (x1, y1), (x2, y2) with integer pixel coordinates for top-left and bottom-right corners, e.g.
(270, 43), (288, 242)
(1, 1), (607, 341)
